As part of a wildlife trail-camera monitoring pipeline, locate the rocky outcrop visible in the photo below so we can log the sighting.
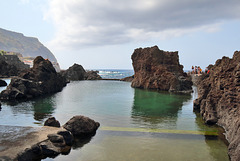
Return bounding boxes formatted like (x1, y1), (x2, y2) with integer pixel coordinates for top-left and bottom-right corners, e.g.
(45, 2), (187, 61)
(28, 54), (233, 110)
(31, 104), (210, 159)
(0, 79), (7, 87)
(61, 64), (86, 81)
(61, 64), (102, 81)
(85, 70), (102, 80)
(131, 46), (192, 93)
(44, 117), (61, 128)
(15, 115), (99, 160)
(120, 75), (134, 82)
(193, 51), (240, 161)
(16, 130), (73, 160)
(63, 115), (100, 136)
(0, 54), (29, 77)
(0, 56), (67, 100)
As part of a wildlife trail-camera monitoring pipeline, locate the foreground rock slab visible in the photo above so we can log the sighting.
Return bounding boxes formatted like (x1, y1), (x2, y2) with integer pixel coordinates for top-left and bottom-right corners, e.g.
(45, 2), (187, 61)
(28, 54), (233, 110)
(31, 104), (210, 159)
(194, 51), (240, 161)
(0, 125), (69, 160)
(131, 46), (192, 93)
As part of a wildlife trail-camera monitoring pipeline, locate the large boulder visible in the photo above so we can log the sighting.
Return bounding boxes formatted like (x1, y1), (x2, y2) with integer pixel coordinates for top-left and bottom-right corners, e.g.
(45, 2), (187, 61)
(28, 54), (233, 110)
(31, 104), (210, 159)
(63, 115), (100, 136)
(0, 79), (7, 87)
(194, 51), (240, 161)
(131, 46), (192, 93)
(61, 64), (86, 81)
(0, 56), (67, 100)
(44, 117), (60, 128)
(84, 70), (102, 80)
(61, 64), (102, 81)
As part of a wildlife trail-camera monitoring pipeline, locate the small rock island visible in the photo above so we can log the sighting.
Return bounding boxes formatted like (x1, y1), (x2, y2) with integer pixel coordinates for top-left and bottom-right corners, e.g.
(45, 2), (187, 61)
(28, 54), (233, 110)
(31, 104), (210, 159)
(131, 46), (192, 93)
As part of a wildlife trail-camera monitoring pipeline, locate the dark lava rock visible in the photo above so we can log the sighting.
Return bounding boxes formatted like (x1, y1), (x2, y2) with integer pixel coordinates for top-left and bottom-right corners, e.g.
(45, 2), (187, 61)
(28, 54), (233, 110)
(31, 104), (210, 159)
(0, 56), (67, 100)
(0, 79), (7, 87)
(61, 63), (86, 81)
(44, 117), (61, 128)
(57, 130), (74, 146)
(61, 64), (102, 81)
(193, 51), (240, 161)
(131, 46), (192, 93)
(120, 75), (134, 82)
(0, 54), (29, 77)
(63, 115), (100, 136)
(84, 70), (102, 80)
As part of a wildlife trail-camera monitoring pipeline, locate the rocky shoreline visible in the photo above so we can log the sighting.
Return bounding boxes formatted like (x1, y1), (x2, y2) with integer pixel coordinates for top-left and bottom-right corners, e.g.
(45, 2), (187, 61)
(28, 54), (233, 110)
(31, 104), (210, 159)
(0, 116), (100, 160)
(193, 51), (240, 161)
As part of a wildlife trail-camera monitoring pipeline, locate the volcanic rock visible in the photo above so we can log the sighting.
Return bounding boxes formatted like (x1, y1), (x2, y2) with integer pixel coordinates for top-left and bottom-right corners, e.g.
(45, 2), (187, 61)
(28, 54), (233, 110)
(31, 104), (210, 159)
(193, 51), (240, 161)
(0, 56), (67, 100)
(84, 70), (102, 80)
(0, 79), (7, 87)
(44, 117), (61, 128)
(120, 75), (134, 82)
(0, 54), (29, 77)
(63, 115), (100, 136)
(61, 63), (86, 81)
(131, 46), (192, 93)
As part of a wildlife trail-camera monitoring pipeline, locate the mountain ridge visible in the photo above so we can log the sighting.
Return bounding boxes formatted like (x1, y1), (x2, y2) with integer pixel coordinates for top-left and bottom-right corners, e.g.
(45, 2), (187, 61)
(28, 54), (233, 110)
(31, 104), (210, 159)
(0, 28), (57, 63)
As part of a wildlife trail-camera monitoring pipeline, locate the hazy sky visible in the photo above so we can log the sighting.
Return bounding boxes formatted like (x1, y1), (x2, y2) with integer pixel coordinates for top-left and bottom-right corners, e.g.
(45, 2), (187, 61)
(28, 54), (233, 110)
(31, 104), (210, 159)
(1, 0), (240, 70)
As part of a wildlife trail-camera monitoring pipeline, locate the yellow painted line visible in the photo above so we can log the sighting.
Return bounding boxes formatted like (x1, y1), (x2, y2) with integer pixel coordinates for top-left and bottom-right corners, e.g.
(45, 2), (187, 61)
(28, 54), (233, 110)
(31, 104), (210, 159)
(100, 126), (218, 136)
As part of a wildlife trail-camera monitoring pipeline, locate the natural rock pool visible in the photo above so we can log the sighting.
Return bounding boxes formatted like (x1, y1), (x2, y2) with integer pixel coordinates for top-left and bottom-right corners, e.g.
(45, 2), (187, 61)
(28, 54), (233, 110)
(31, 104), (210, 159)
(0, 80), (229, 160)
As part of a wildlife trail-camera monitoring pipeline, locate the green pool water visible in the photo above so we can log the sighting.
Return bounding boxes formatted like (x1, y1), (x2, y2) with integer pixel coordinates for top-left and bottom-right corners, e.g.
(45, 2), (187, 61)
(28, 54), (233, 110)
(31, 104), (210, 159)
(0, 80), (229, 160)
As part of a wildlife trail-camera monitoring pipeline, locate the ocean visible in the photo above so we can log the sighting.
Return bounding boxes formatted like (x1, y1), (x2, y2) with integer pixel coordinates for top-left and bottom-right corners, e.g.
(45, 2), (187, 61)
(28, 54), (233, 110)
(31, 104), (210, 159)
(95, 69), (134, 79)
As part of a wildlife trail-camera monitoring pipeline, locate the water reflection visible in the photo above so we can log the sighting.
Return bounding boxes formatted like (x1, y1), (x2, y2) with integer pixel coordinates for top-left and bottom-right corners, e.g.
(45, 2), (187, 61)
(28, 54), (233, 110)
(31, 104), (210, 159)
(194, 112), (229, 161)
(131, 88), (191, 128)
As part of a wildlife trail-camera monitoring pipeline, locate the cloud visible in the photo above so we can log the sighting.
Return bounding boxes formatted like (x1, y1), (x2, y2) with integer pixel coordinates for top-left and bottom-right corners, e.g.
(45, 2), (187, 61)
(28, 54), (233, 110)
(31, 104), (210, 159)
(46, 0), (240, 49)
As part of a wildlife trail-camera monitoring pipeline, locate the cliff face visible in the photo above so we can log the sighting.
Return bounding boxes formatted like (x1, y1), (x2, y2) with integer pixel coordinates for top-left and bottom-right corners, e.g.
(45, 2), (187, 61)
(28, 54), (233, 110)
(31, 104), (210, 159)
(131, 46), (192, 93)
(194, 51), (240, 161)
(0, 28), (57, 63)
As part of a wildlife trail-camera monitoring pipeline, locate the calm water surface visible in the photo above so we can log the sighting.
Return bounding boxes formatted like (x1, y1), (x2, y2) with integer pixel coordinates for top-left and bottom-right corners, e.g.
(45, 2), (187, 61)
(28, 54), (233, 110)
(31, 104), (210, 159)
(0, 80), (229, 161)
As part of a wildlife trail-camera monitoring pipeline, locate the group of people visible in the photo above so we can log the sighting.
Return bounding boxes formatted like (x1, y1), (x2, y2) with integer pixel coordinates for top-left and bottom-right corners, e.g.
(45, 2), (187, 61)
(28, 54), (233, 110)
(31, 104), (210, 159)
(191, 66), (203, 75)
(191, 66), (211, 75)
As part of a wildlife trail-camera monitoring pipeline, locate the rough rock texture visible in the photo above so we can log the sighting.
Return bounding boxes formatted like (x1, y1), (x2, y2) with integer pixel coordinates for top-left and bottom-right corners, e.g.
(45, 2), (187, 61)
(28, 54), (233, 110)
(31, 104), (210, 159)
(0, 79), (7, 87)
(61, 64), (86, 81)
(120, 75), (134, 82)
(0, 55), (29, 77)
(131, 46), (192, 93)
(193, 51), (240, 161)
(61, 64), (102, 81)
(63, 115), (100, 136)
(85, 70), (102, 80)
(16, 130), (73, 161)
(0, 56), (66, 100)
(44, 117), (61, 128)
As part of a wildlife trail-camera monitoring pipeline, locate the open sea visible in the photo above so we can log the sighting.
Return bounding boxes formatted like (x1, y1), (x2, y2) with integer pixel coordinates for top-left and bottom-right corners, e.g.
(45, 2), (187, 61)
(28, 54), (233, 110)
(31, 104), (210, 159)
(0, 70), (229, 161)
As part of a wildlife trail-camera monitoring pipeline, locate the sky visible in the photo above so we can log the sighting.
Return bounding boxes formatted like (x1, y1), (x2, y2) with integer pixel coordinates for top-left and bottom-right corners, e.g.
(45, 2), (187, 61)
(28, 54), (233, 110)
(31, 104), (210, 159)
(1, 0), (240, 70)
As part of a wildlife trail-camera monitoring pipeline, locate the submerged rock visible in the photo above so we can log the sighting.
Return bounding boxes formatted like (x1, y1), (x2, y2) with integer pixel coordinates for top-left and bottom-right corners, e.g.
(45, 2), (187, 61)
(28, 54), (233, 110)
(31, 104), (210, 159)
(0, 56), (67, 100)
(44, 117), (61, 128)
(194, 51), (240, 161)
(131, 46), (192, 93)
(0, 79), (7, 87)
(63, 115), (100, 136)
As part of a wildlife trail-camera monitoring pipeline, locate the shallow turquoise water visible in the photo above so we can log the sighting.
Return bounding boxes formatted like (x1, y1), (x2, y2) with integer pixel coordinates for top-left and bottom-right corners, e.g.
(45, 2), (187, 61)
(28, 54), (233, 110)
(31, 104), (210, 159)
(0, 80), (229, 160)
